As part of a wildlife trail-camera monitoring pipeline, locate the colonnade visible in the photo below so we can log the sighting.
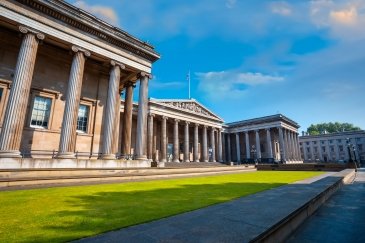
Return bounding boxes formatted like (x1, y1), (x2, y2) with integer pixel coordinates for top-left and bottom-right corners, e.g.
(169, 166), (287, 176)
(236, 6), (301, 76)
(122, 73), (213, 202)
(146, 114), (223, 163)
(0, 26), (151, 159)
(223, 127), (301, 163)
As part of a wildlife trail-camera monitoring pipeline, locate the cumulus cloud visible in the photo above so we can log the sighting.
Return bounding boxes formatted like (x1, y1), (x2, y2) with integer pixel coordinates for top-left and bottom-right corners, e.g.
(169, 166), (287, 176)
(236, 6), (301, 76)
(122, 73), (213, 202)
(270, 1), (292, 16)
(196, 71), (284, 100)
(330, 7), (358, 25)
(73, 1), (118, 25)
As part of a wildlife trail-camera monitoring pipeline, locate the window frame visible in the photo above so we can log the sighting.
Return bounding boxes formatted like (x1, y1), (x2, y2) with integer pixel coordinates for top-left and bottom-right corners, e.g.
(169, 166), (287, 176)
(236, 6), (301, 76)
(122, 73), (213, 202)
(27, 90), (56, 130)
(29, 95), (53, 129)
(76, 99), (95, 135)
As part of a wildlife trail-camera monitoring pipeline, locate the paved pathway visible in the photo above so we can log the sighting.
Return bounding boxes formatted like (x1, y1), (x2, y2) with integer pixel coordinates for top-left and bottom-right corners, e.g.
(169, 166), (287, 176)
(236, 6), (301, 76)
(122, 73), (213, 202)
(287, 168), (365, 243)
(75, 172), (339, 243)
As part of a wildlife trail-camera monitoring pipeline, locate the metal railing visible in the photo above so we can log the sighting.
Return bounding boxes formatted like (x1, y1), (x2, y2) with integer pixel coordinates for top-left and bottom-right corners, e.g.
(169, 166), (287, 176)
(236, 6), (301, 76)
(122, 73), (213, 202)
(20, 150), (135, 160)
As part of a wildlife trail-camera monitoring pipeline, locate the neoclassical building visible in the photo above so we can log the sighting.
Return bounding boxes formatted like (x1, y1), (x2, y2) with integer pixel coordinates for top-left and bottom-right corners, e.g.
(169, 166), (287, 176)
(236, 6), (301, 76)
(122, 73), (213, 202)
(299, 131), (365, 163)
(223, 115), (302, 164)
(0, 0), (302, 169)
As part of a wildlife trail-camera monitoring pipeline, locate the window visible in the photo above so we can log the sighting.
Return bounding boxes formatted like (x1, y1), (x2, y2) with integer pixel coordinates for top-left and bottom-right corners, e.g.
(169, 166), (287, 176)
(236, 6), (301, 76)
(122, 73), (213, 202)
(322, 146), (326, 152)
(306, 142), (309, 145)
(0, 88), (3, 102)
(358, 144), (363, 151)
(313, 141), (317, 145)
(299, 142), (302, 145)
(314, 147), (318, 153)
(307, 147), (310, 153)
(321, 140), (325, 144)
(337, 139), (342, 143)
(77, 105), (89, 132)
(330, 146), (334, 152)
(329, 140), (333, 144)
(356, 137), (362, 142)
(339, 145), (343, 152)
(30, 96), (51, 128)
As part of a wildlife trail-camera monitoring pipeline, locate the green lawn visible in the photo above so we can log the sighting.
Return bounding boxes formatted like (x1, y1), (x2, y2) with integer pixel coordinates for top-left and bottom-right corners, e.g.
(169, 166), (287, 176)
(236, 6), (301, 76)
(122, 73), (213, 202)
(0, 171), (322, 242)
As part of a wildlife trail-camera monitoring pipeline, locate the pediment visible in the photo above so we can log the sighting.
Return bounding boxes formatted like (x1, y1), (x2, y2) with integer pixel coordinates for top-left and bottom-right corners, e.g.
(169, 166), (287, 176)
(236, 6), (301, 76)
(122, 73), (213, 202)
(151, 99), (223, 121)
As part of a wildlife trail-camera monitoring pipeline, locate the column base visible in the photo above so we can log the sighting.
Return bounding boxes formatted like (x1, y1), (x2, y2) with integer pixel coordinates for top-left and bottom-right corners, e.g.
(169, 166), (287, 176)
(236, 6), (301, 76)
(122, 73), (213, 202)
(184, 160), (190, 163)
(210, 160), (216, 163)
(100, 154), (116, 160)
(172, 159), (180, 163)
(56, 152), (76, 159)
(194, 160), (200, 162)
(0, 150), (22, 158)
(135, 155), (148, 160)
(160, 159), (167, 163)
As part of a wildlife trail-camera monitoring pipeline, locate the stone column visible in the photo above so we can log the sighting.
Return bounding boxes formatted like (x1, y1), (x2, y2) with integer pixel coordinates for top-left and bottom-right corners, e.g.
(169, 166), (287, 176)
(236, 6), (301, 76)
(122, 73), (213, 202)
(210, 128), (216, 162)
(160, 116), (168, 163)
(202, 126), (208, 162)
(218, 129), (223, 162)
(121, 82), (134, 157)
(222, 132), (226, 162)
(335, 141), (340, 161)
(235, 133), (241, 162)
(303, 143), (308, 161)
(173, 119), (180, 162)
(283, 129), (290, 161)
(255, 130), (262, 160)
(296, 134), (302, 160)
(193, 123), (199, 162)
(57, 46), (90, 158)
(227, 134), (231, 162)
(266, 128), (273, 159)
(101, 61), (125, 159)
(184, 121), (190, 162)
(147, 113), (154, 160)
(135, 72), (151, 160)
(0, 27), (45, 158)
(278, 127), (286, 162)
(245, 131), (250, 160)
(291, 131), (297, 161)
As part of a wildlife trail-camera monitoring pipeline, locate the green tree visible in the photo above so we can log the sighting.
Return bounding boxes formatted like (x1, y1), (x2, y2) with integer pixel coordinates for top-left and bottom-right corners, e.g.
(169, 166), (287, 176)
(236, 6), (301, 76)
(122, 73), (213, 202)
(307, 122), (361, 135)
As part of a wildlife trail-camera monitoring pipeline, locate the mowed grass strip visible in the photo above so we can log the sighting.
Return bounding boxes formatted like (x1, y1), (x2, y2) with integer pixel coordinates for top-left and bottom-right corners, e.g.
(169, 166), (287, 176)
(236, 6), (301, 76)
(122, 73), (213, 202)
(0, 171), (322, 242)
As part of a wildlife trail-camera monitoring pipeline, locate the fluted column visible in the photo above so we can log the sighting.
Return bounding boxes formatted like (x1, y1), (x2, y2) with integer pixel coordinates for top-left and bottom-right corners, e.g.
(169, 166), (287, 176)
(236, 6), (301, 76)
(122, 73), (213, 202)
(218, 129), (223, 162)
(296, 134), (301, 160)
(101, 61), (125, 159)
(227, 134), (231, 162)
(57, 46), (90, 158)
(173, 119), (180, 162)
(245, 131), (250, 160)
(147, 113), (154, 160)
(184, 121), (190, 162)
(255, 130), (261, 160)
(266, 128), (273, 159)
(279, 128), (286, 162)
(222, 132), (226, 162)
(193, 123), (199, 162)
(235, 133), (241, 162)
(210, 128), (216, 162)
(121, 82), (134, 157)
(287, 130), (294, 161)
(135, 72), (151, 160)
(202, 126), (208, 162)
(160, 116), (168, 163)
(0, 27), (45, 157)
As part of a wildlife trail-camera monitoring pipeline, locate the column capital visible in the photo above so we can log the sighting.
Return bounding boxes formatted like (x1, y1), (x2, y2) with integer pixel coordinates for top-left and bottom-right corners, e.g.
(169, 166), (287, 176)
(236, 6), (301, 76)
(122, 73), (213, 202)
(184, 121), (190, 125)
(174, 118), (180, 123)
(19, 26), (45, 40)
(265, 127), (271, 131)
(124, 81), (136, 88)
(255, 129), (260, 133)
(138, 72), (153, 79)
(110, 60), (126, 70)
(161, 116), (168, 121)
(148, 113), (155, 118)
(71, 45), (91, 57)
(244, 130), (249, 134)
(194, 123), (200, 127)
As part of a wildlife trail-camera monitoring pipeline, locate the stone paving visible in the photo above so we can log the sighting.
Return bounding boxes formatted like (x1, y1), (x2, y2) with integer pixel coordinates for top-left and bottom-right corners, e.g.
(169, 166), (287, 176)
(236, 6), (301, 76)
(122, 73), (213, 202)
(75, 172), (342, 243)
(287, 168), (365, 243)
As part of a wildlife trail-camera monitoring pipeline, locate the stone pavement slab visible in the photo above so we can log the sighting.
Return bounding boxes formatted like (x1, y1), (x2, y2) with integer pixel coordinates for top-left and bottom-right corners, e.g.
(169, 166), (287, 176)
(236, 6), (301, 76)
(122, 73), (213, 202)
(74, 172), (348, 243)
(287, 168), (365, 243)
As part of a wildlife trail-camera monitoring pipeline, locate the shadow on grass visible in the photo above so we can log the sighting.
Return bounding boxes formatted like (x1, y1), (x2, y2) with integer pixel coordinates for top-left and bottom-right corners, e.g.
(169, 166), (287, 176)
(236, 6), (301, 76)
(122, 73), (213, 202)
(34, 182), (285, 242)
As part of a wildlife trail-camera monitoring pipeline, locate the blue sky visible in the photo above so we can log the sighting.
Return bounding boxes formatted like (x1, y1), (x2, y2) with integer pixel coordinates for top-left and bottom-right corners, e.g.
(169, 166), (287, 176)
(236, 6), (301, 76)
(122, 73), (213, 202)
(69, 0), (365, 132)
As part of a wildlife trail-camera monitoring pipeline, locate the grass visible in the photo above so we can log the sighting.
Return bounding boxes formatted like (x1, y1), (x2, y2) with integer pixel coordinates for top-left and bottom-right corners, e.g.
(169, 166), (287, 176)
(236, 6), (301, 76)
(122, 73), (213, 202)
(0, 171), (323, 242)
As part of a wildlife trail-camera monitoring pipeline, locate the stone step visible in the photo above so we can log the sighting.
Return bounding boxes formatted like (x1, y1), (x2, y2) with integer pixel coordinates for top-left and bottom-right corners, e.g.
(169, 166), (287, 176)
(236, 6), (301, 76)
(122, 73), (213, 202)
(0, 166), (255, 190)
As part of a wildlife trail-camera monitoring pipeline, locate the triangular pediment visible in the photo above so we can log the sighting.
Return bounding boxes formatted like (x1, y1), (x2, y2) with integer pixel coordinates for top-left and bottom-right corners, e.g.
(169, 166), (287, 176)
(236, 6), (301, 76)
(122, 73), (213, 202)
(150, 99), (223, 121)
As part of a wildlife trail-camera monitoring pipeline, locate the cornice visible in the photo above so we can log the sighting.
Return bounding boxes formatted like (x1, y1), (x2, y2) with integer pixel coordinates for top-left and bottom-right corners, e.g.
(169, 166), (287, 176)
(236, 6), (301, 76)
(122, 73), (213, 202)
(14, 0), (160, 62)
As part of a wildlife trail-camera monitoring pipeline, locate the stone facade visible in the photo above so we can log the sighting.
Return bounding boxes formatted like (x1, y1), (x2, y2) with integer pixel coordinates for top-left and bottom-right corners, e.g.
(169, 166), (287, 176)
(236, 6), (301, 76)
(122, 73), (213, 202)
(0, 0), (302, 169)
(299, 131), (365, 163)
(224, 115), (302, 163)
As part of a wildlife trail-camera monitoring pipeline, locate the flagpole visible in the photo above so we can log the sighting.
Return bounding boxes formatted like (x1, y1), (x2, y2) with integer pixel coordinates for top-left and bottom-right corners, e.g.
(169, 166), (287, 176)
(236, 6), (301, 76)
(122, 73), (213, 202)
(188, 70), (191, 99)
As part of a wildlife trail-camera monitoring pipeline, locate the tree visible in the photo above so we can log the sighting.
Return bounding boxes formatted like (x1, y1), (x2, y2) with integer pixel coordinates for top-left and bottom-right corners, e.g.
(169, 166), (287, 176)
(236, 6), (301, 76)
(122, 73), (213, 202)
(307, 122), (361, 135)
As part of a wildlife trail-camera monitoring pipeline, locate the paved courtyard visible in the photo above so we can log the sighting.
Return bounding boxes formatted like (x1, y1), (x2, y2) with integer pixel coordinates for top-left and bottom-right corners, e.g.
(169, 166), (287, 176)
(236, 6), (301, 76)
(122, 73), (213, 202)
(287, 168), (365, 243)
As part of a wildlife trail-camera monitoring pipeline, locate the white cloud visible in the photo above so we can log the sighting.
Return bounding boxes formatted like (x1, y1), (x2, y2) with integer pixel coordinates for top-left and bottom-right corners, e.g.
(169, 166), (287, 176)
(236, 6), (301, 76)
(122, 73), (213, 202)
(271, 1), (292, 16)
(330, 7), (357, 25)
(196, 71), (284, 100)
(310, 0), (365, 41)
(73, 1), (118, 25)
